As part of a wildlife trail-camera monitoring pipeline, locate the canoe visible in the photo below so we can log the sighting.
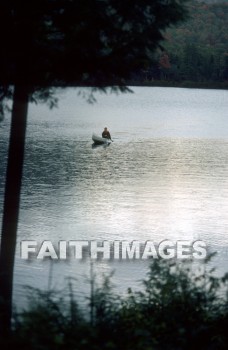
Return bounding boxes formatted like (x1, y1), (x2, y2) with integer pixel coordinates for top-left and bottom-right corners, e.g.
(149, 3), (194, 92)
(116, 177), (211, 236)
(92, 133), (111, 145)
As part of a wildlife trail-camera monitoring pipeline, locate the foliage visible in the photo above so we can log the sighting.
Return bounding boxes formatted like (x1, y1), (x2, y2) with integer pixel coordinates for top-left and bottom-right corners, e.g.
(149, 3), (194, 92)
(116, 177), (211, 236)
(143, 0), (228, 84)
(0, 86), (13, 117)
(0, 0), (189, 114)
(1, 257), (227, 350)
(0, 0), (188, 90)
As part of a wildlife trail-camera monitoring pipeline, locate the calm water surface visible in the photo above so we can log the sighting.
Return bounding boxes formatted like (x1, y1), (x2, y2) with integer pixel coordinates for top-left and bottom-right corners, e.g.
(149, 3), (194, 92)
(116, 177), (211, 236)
(0, 87), (228, 307)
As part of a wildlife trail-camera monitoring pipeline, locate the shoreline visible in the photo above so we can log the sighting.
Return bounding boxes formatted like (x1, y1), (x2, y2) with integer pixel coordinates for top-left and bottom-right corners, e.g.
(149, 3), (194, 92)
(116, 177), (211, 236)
(127, 80), (228, 90)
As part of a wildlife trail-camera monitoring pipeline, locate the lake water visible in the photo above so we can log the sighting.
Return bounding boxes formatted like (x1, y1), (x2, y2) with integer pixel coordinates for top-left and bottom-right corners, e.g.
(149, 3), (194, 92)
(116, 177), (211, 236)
(0, 87), (228, 308)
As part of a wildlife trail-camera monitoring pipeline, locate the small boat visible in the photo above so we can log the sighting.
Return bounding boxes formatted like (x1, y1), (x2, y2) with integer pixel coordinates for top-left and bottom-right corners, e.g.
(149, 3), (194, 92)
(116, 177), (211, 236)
(92, 133), (111, 145)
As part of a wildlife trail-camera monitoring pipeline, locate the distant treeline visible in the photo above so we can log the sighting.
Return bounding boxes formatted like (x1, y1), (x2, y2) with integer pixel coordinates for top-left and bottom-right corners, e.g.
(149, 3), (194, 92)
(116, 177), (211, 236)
(135, 0), (228, 86)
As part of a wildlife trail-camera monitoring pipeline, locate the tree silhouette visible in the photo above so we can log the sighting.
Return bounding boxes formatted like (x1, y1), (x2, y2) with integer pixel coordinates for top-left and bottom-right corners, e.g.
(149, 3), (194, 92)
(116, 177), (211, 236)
(0, 0), (187, 334)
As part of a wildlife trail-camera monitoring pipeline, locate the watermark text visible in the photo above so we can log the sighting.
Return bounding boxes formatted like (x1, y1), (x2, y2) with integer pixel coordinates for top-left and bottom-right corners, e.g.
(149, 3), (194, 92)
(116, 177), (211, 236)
(20, 240), (207, 260)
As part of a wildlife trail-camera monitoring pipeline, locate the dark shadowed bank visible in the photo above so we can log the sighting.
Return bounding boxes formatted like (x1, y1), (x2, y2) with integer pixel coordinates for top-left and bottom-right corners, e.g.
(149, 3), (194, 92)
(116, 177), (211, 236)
(1, 257), (227, 350)
(128, 80), (228, 90)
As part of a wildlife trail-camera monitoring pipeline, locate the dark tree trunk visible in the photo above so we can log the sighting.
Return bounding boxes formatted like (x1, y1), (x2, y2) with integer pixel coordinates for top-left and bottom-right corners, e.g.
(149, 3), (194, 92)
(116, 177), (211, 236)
(0, 85), (29, 335)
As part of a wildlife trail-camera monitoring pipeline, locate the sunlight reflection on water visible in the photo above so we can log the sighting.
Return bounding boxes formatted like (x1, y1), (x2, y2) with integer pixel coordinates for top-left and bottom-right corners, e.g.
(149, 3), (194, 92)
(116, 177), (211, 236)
(0, 87), (228, 308)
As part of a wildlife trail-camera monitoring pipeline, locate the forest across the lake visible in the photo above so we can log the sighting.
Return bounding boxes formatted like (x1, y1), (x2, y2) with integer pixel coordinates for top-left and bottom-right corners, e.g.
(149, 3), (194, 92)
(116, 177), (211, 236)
(131, 0), (228, 89)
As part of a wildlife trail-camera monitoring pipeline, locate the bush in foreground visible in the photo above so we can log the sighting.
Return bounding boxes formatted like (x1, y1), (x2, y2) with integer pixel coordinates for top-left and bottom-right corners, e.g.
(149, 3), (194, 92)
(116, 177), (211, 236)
(2, 256), (228, 350)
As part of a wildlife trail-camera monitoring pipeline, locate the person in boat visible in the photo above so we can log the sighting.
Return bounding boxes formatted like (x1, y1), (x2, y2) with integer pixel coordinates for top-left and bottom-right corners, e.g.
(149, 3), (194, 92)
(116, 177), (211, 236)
(102, 127), (111, 140)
